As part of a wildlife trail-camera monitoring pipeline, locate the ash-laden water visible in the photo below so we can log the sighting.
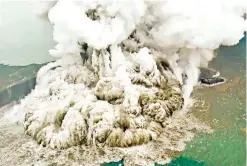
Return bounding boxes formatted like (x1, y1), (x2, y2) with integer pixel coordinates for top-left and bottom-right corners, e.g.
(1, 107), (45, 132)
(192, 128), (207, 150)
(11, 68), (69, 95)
(0, 102), (212, 166)
(0, 48), (212, 165)
(0, 46), (212, 165)
(1, 0), (246, 165)
(0, 49), (211, 166)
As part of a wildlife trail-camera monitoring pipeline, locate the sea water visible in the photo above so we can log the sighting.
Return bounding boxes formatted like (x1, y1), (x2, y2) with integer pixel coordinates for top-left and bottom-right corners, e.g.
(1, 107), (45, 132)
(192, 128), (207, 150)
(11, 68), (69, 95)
(103, 36), (246, 166)
(0, 1), (55, 66)
(178, 36), (246, 166)
(0, 1), (246, 166)
(0, 37), (244, 166)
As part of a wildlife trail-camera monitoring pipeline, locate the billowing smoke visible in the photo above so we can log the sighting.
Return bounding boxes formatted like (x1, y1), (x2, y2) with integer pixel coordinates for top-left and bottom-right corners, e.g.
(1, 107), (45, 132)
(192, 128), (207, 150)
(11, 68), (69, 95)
(39, 0), (246, 107)
(2, 0), (246, 164)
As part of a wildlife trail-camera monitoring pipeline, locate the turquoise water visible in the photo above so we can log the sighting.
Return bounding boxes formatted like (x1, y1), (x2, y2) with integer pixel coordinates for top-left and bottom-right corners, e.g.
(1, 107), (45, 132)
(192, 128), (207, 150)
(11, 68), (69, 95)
(0, 37), (245, 165)
(102, 36), (246, 166)
(180, 36), (246, 166)
(0, 37), (245, 166)
(0, 2), (245, 165)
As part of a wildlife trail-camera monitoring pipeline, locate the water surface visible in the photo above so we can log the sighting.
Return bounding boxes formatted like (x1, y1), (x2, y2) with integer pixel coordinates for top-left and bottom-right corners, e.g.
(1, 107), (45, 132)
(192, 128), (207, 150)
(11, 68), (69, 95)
(0, 1), (55, 66)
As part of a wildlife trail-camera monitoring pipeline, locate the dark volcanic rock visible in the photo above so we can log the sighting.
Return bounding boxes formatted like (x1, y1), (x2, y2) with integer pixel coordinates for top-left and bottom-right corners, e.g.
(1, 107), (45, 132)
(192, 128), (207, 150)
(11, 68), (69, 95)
(199, 67), (225, 86)
(200, 77), (225, 85)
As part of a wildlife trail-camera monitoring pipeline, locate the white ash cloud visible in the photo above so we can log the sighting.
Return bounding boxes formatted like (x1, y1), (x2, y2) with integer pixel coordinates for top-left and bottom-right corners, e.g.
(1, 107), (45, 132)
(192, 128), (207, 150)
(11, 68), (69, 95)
(1, 0), (246, 164)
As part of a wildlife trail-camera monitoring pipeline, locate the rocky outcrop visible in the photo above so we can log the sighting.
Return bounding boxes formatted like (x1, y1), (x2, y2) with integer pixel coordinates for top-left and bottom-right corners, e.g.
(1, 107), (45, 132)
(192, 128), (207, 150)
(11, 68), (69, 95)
(199, 67), (225, 86)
